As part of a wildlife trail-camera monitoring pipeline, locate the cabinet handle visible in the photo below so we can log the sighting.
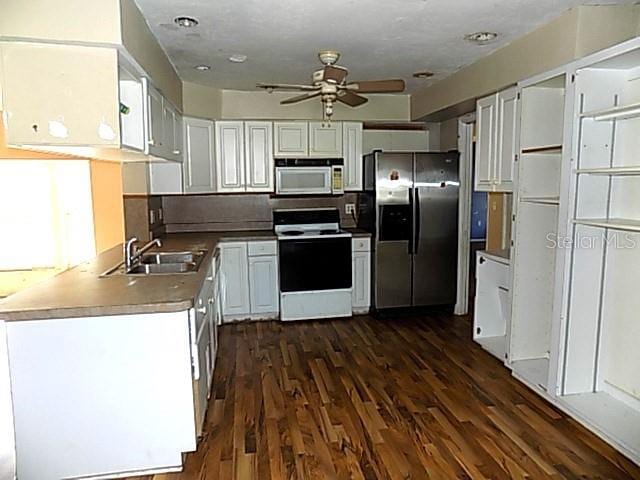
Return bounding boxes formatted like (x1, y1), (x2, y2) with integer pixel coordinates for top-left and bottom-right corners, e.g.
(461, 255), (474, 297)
(173, 150), (181, 155)
(197, 306), (207, 315)
(148, 139), (155, 146)
(206, 275), (214, 282)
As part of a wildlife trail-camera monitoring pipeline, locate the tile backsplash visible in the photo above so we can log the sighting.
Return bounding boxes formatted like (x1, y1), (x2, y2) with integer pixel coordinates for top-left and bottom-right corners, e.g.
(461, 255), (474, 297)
(160, 193), (359, 233)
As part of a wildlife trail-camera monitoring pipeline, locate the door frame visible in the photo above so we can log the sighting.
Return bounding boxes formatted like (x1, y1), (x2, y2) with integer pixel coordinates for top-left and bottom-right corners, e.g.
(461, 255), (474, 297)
(455, 113), (476, 315)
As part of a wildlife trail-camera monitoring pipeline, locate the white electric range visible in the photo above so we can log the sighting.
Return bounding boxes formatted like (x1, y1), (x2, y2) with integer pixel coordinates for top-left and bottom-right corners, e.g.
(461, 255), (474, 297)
(274, 208), (352, 321)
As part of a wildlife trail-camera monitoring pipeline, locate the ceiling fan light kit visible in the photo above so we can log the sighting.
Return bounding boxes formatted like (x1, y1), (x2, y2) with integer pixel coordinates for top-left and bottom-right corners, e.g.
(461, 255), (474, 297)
(257, 51), (405, 119)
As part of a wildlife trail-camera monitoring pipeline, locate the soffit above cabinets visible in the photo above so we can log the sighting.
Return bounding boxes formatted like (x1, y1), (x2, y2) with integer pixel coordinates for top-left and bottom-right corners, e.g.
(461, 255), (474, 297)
(132, 0), (626, 93)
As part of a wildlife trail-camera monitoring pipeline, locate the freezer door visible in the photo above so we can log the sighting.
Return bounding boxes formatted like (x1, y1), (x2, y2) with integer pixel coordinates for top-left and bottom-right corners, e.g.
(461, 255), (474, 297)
(412, 153), (459, 306)
(374, 153), (413, 308)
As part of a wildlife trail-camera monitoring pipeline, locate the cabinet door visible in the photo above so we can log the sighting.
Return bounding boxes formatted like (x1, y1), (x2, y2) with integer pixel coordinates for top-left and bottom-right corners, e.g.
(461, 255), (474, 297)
(173, 112), (184, 160)
(148, 162), (183, 194)
(215, 121), (246, 192)
(495, 87), (518, 192)
(163, 104), (176, 159)
(309, 121), (343, 157)
(1, 43), (120, 147)
(475, 94), (498, 191)
(183, 117), (216, 193)
(220, 242), (250, 318)
(343, 122), (363, 191)
(245, 122), (274, 192)
(248, 255), (279, 315)
(274, 122), (308, 157)
(352, 251), (371, 311)
(147, 84), (165, 158)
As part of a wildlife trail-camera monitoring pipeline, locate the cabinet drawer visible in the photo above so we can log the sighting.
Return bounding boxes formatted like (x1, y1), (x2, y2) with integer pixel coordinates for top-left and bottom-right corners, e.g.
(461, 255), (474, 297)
(352, 237), (371, 252)
(248, 240), (277, 256)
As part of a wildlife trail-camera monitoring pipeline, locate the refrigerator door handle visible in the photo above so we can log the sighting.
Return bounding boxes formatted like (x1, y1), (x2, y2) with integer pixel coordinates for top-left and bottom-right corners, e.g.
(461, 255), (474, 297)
(408, 187), (414, 255)
(414, 188), (421, 254)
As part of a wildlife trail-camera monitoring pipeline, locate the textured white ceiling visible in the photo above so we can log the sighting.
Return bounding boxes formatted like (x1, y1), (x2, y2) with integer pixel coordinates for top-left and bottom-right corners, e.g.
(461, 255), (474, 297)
(134, 0), (632, 92)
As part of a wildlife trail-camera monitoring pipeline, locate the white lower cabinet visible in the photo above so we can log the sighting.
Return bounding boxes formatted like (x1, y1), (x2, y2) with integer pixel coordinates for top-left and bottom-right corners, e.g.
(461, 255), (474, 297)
(220, 242), (251, 317)
(352, 237), (371, 314)
(473, 251), (511, 363)
(220, 240), (279, 321)
(248, 255), (279, 315)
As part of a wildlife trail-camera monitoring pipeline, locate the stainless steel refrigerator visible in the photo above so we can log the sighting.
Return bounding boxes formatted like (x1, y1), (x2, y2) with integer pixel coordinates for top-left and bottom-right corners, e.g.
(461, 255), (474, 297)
(361, 151), (459, 309)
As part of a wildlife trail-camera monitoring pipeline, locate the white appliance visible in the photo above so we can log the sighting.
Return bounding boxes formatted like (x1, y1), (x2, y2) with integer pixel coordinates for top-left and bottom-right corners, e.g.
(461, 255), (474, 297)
(274, 208), (352, 321)
(275, 158), (344, 196)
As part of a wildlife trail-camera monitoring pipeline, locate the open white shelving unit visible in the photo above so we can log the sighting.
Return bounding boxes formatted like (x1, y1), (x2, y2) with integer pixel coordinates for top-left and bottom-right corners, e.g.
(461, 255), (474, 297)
(508, 73), (567, 393)
(558, 43), (640, 464)
(473, 251), (511, 362)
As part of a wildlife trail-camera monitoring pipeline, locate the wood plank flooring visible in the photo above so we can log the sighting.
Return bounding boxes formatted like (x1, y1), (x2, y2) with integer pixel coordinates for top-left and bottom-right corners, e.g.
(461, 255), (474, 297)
(137, 313), (640, 479)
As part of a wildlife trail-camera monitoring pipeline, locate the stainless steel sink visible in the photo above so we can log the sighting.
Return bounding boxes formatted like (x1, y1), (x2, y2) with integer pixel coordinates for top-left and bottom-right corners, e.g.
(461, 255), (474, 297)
(101, 250), (207, 276)
(126, 262), (198, 274)
(140, 251), (205, 265)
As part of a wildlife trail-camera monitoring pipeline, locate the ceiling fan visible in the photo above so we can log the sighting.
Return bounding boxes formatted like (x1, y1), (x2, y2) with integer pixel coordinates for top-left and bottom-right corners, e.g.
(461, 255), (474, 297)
(257, 51), (405, 119)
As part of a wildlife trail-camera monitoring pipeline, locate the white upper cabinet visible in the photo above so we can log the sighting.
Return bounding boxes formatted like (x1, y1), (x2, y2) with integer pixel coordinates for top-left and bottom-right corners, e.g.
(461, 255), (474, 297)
(476, 93), (498, 191)
(274, 122), (308, 157)
(496, 87), (519, 190)
(244, 122), (274, 192)
(475, 87), (518, 192)
(343, 122), (363, 191)
(146, 82), (165, 158)
(308, 121), (343, 157)
(149, 162), (183, 194)
(215, 121), (245, 192)
(0, 43), (121, 148)
(183, 117), (215, 194)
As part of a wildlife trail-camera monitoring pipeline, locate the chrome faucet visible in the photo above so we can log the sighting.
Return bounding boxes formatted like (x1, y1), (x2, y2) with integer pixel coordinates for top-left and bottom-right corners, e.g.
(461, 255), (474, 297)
(123, 237), (162, 270)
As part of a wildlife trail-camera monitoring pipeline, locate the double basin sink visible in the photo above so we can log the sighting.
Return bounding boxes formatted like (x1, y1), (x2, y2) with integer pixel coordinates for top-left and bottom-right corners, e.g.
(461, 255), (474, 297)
(103, 251), (207, 276)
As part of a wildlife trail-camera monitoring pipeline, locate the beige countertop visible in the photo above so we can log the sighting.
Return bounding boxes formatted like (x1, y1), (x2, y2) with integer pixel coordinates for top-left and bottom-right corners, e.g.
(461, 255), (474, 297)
(0, 231), (276, 322)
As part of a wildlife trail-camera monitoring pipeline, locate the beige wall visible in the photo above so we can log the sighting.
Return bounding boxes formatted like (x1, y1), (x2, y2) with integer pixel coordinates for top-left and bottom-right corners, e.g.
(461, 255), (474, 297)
(182, 82), (223, 119)
(119, 0), (183, 109)
(0, 0), (121, 44)
(411, 5), (640, 120)
(220, 90), (411, 121)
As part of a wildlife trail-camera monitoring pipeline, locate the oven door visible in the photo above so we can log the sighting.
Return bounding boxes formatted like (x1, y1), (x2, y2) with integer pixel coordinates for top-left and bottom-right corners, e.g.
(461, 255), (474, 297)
(279, 237), (352, 292)
(275, 167), (332, 195)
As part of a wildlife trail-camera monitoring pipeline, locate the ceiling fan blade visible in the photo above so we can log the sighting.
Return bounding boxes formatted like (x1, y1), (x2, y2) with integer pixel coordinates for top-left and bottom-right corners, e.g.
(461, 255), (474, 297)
(336, 91), (368, 107)
(280, 91), (322, 105)
(347, 79), (405, 93)
(257, 83), (320, 91)
(323, 65), (348, 84)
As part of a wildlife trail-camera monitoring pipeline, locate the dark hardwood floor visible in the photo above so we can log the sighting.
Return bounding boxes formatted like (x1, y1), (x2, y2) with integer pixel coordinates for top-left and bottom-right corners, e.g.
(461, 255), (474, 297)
(139, 313), (640, 479)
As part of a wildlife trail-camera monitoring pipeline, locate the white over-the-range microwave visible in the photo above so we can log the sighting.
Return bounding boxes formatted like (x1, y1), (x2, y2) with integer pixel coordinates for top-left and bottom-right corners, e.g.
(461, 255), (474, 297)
(275, 158), (344, 195)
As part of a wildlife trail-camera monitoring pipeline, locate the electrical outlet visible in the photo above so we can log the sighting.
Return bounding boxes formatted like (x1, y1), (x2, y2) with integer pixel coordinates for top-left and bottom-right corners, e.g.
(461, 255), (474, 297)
(158, 208), (163, 222)
(149, 210), (156, 224)
(345, 203), (356, 215)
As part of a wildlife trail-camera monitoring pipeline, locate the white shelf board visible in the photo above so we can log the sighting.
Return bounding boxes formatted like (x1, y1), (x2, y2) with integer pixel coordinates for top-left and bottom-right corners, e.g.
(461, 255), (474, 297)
(559, 391), (640, 464)
(521, 145), (563, 154)
(476, 335), (507, 361)
(511, 357), (549, 392)
(520, 196), (560, 206)
(580, 102), (640, 121)
(575, 166), (640, 176)
(572, 218), (640, 233)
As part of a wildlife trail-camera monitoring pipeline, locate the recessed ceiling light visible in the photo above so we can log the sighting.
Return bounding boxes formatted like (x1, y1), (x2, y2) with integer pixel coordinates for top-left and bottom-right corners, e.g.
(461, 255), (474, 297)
(174, 16), (199, 28)
(413, 71), (434, 79)
(228, 54), (248, 63)
(465, 31), (498, 44)
(194, 64), (211, 71)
